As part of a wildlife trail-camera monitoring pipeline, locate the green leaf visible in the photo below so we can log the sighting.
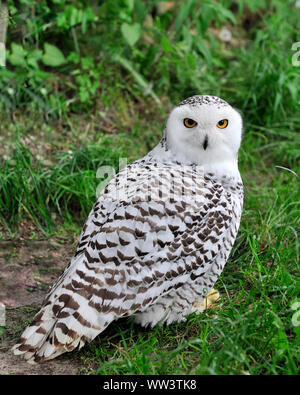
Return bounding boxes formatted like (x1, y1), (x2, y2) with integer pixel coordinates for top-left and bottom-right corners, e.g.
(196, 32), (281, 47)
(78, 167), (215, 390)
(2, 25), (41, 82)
(161, 36), (173, 53)
(70, 8), (83, 27)
(204, 0), (237, 25)
(135, 0), (147, 23)
(9, 43), (27, 67)
(113, 54), (161, 104)
(42, 44), (66, 67)
(124, 0), (134, 12)
(186, 53), (196, 70)
(57, 12), (66, 28)
(196, 38), (212, 66)
(121, 23), (141, 47)
(27, 49), (43, 69)
(175, 0), (195, 35)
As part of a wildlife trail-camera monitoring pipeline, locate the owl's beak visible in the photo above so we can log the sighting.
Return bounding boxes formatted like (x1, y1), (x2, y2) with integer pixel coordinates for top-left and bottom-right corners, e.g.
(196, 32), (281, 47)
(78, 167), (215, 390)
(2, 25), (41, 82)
(203, 135), (208, 150)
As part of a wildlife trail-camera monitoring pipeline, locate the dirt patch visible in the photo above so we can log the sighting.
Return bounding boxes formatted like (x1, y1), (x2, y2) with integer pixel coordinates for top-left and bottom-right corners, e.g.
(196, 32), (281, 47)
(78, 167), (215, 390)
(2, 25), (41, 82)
(0, 238), (75, 307)
(0, 234), (83, 375)
(0, 347), (81, 375)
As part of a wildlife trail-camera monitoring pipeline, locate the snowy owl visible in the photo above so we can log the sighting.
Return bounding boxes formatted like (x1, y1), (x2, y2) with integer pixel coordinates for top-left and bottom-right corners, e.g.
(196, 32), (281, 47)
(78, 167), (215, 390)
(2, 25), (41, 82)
(13, 95), (243, 363)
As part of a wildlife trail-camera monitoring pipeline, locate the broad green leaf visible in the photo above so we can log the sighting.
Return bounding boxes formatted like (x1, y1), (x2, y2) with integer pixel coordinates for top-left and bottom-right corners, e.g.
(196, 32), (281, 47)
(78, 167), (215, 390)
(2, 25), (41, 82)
(42, 43), (66, 67)
(57, 12), (66, 28)
(9, 43), (27, 67)
(121, 23), (141, 47)
(27, 49), (42, 69)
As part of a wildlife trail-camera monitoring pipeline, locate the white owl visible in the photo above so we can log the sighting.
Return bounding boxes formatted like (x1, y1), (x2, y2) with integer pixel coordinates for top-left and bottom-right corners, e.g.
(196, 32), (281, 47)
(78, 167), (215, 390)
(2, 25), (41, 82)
(13, 95), (243, 363)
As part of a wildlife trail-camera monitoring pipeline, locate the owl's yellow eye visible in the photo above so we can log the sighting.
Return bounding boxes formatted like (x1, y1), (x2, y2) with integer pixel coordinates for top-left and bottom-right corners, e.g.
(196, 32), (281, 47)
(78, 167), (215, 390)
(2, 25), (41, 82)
(217, 119), (228, 129)
(183, 118), (197, 128)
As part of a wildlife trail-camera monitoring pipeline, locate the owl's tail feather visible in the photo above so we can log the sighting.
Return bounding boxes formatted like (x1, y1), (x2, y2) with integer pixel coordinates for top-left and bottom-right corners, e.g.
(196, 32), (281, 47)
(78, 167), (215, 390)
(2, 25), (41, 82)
(12, 300), (109, 364)
(11, 306), (92, 364)
(12, 253), (112, 364)
(12, 305), (58, 364)
(11, 299), (102, 364)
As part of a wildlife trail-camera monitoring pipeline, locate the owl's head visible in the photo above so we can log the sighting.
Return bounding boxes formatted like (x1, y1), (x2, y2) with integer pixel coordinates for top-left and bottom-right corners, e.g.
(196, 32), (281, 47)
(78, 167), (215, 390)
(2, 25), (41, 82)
(165, 95), (243, 169)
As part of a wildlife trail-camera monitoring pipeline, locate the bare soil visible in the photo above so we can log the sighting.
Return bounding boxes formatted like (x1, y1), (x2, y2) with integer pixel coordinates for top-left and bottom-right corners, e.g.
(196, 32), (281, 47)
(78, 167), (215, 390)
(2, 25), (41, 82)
(0, 231), (83, 375)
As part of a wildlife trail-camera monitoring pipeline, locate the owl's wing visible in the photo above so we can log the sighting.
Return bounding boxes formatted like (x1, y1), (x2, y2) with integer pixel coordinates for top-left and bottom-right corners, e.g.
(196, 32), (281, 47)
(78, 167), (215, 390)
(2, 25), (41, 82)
(13, 162), (240, 363)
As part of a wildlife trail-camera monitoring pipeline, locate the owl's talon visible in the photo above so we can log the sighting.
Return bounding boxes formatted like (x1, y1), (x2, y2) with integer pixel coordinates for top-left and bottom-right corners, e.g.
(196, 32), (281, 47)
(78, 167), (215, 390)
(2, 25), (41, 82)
(193, 289), (220, 313)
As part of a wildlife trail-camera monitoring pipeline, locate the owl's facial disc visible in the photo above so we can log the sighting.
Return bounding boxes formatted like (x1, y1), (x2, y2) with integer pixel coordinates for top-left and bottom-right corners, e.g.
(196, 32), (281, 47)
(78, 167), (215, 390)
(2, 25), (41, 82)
(165, 95), (242, 165)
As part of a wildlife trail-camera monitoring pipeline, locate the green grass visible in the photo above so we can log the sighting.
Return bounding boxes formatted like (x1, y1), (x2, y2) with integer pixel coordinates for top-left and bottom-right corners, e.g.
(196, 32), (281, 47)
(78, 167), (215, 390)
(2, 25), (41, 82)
(1, 0), (300, 375)
(0, 107), (162, 236)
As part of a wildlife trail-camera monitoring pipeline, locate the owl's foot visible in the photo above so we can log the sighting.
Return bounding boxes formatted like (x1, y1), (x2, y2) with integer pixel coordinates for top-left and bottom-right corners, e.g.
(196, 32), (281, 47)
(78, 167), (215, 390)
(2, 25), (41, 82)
(192, 289), (220, 313)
